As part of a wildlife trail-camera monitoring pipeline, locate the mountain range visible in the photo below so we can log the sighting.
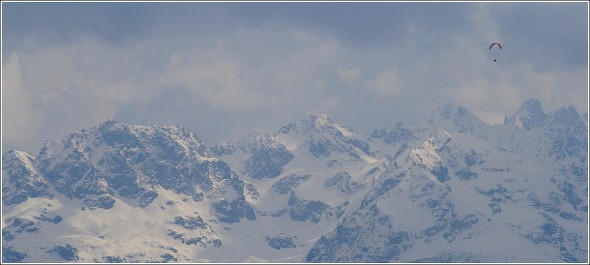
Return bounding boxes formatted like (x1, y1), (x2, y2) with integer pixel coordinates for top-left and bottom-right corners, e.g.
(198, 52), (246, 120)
(2, 98), (588, 263)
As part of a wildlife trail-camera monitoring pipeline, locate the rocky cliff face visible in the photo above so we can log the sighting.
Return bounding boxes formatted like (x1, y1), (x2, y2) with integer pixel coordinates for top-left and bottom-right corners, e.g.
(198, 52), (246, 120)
(2, 99), (587, 263)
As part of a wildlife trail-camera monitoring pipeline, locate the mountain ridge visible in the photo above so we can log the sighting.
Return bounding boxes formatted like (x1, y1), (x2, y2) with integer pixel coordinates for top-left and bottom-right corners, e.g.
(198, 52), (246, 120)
(2, 98), (588, 263)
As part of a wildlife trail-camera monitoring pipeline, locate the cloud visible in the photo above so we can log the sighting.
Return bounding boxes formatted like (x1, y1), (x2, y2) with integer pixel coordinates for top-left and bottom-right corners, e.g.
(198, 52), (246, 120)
(451, 61), (588, 125)
(364, 67), (403, 96)
(162, 57), (260, 109)
(1, 39), (157, 151)
(1, 2), (587, 152)
(452, 77), (522, 124)
(2, 2), (156, 53)
(2, 54), (41, 150)
(489, 3), (588, 71)
(338, 67), (362, 86)
(1, 23), (353, 150)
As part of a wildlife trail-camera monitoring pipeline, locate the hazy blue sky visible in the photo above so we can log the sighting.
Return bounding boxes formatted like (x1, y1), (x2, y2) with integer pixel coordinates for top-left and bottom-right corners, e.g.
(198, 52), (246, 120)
(2, 1), (588, 152)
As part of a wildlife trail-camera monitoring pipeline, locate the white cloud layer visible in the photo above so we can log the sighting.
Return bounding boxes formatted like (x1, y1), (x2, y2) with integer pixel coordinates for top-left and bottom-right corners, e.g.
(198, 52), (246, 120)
(2, 54), (41, 148)
(2, 2), (588, 152)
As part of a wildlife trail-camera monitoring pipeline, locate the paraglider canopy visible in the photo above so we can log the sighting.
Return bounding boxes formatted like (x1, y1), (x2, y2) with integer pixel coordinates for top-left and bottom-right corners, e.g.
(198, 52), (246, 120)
(489, 42), (502, 62)
(489, 42), (502, 50)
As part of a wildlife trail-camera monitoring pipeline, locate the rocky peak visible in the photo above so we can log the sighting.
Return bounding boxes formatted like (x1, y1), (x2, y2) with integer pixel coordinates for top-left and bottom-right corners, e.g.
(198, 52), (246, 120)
(212, 131), (283, 156)
(427, 104), (488, 138)
(546, 105), (584, 127)
(278, 114), (354, 139)
(504, 98), (546, 128)
(436, 104), (471, 120)
(277, 114), (372, 160)
(2, 150), (51, 205)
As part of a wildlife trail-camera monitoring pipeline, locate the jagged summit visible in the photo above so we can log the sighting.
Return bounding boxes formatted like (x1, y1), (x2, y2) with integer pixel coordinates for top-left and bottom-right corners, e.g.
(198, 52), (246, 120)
(96, 120), (201, 140)
(504, 98), (547, 128)
(2, 150), (51, 205)
(309, 113), (331, 127)
(2, 99), (587, 263)
(25, 119), (255, 218)
(276, 113), (373, 159)
(278, 113), (348, 135)
(435, 104), (473, 120)
(278, 113), (358, 137)
(428, 104), (483, 126)
(546, 105), (585, 127)
(89, 120), (208, 156)
(425, 104), (489, 138)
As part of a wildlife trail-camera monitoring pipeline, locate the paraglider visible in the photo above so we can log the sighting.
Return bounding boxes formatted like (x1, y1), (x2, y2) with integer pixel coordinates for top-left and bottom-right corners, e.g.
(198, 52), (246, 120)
(489, 42), (502, 62)
(489, 42), (502, 50)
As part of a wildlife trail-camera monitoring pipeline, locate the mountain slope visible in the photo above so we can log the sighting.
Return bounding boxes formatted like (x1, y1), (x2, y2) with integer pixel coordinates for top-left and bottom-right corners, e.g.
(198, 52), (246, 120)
(2, 98), (588, 263)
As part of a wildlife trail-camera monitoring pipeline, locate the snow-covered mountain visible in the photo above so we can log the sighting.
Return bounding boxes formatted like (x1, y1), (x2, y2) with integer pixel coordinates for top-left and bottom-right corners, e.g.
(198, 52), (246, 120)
(2, 98), (588, 263)
(504, 97), (547, 128)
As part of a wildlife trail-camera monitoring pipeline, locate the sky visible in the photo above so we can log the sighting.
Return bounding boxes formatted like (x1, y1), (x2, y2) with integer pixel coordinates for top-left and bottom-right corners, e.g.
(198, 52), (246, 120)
(2, 1), (589, 153)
